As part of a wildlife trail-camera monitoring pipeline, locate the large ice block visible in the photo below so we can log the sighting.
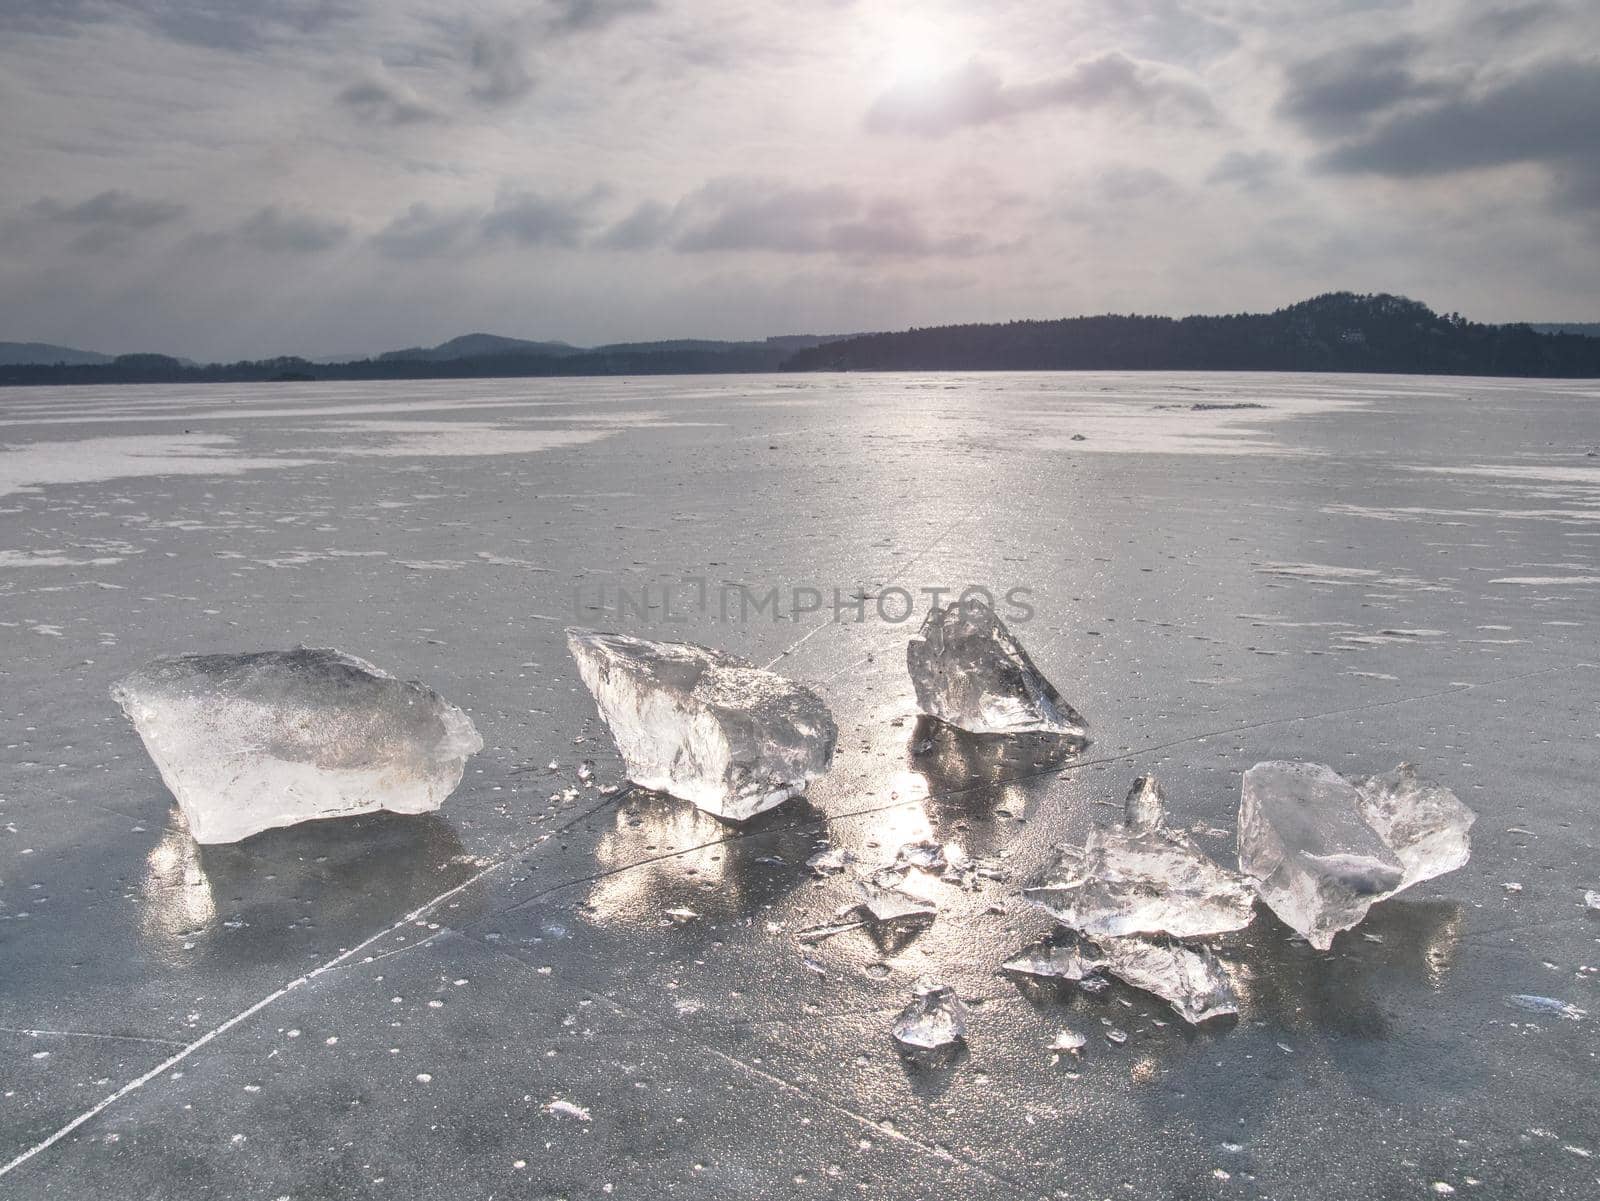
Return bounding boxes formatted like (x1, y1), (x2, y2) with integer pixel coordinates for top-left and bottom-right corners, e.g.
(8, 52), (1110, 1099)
(1238, 761), (1406, 949)
(905, 599), (1088, 737)
(566, 628), (837, 821)
(111, 648), (483, 844)
(1025, 776), (1256, 939)
(1353, 763), (1476, 888)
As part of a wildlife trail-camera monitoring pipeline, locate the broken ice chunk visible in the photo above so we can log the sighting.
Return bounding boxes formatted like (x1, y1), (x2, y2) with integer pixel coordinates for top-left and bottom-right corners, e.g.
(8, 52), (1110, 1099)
(1002, 934), (1106, 982)
(852, 874), (939, 924)
(1506, 994), (1586, 1020)
(1585, 890), (1600, 912)
(805, 846), (855, 876)
(566, 628), (837, 822)
(1238, 762), (1405, 950)
(1050, 1028), (1087, 1055)
(1096, 935), (1239, 1026)
(891, 984), (967, 1050)
(1025, 777), (1256, 939)
(1353, 763), (1475, 888)
(905, 600), (1088, 737)
(111, 648), (482, 844)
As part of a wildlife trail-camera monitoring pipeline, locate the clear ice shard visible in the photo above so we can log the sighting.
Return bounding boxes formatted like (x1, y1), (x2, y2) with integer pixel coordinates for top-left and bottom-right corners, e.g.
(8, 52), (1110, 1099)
(1239, 761), (1475, 950)
(1002, 934), (1106, 982)
(1352, 763), (1476, 888)
(891, 984), (968, 1050)
(566, 628), (837, 822)
(111, 648), (482, 844)
(1025, 776), (1256, 939)
(905, 599), (1088, 737)
(1097, 935), (1239, 1025)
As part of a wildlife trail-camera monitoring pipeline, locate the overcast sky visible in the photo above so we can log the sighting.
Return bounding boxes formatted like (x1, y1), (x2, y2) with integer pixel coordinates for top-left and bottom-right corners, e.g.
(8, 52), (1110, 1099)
(2, 0), (1597, 360)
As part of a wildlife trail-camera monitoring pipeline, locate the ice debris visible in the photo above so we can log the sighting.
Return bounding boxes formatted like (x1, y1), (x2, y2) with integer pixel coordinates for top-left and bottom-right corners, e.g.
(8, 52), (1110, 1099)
(805, 846), (855, 876)
(1025, 776), (1256, 939)
(1004, 930), (1236, 1026)
(905, 599), (1088, 737)
(1586, 890), (1600, 912)
(566, 628), (837, 821)
(1506, 995), (1586, 1020)
(1239, 761), (1474, 949)
(111, 648), (482, 844)
(1050, 1028), (1087, 1055)
(1002, 933), (1105, 983)
(891, 984), (967, 1050)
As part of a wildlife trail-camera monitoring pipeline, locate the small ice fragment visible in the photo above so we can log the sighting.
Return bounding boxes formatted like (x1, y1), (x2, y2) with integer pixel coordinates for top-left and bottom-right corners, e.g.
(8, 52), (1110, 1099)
(805, 846), (854, 876)
(1503, 882), (1523, 893)
(1506, 995), (1586, 1020)
(905, 600), (1089, 737)
(893, 840), (947, 871)
(1095, 935), (1239, 1026)
(544, 1099), (592, 1121)
(891, 984), (967, 1050)
(1026, 776), (1256, 939)
(577, 760), (595, 784)
(1352, 763), (1475, 888)
(566, 628), (837, 821)
(1237, 762), (1406, 950)
(1124, 775), (1166, 832)
(111, 648), (482, 844)
(1585, 890), (1600, 912)
(1049, 1028), (1086, 1055)
(853, 877), (938, 924)
(663, 907), (699, 922)
(1002, 934), (1106, 983)
(1105, 1027), (1129, 1045)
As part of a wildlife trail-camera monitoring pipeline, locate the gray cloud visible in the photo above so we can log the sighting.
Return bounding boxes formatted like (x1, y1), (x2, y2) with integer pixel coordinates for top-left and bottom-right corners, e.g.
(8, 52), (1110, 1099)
(1207, 150), (1286, 191)
(547, 0), (656, 34)
(1275, 38), (1451, 137)
(237, 205), (350, 253)
(1315, 58), (1600, 177)
(597, 200), (674, 250)
(467, 32), (534, 104)
(337, 75), (439, 125)
(482, 190), (598, 247)
(0, 1), (360, 52)
(865, 52), (1216, 138)
(371, 203), (476, 258)
(666, 178), (986, 257)
(22, 189), (187, 251)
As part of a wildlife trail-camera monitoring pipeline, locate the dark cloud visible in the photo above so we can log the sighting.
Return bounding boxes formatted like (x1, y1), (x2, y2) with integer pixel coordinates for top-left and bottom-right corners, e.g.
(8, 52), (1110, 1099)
(238, 206), (349, 252)
(546, 0), (656, 34)
(865, 52), (1216, 138)
(481, 191), (597, 247)
(0, 1), (360, 52)
(1469, 2), (1567, 39)
(1315, 58), (1600, 177)
(669, 178), (985, 257)
(337, 76), (439, 125)
(1207, 150), (1286, 190)
(1275, 38), (1451, 136)
(467, 32), (534, 104)
(371, 203), (476, 259)
(597, 200), (674, 250)
(23, 189), (187, 251)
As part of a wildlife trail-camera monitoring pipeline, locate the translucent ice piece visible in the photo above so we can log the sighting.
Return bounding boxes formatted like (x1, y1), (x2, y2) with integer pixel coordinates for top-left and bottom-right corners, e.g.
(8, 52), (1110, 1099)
(905, 600), (1088, 736)
(1002, 934), (1106, 982)
(1096, 934), (1239, 1026)
(1025, 776), (1256, 939)
(566, 628), (837, 822)
(111, 648), (482, 844)
(1352, 763), (1475, 888)
(891, 984), (968, 1050)
(1237, 761), (1405, 950)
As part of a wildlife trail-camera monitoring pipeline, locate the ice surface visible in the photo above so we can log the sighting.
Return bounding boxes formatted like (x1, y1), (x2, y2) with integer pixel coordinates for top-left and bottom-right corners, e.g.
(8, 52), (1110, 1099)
(1025, 776), (1256, 939)
(1353, 763), (1476, 888)
(111, 648), (483, 844)
(905, 599), (1088, 737)
(1239, 761), (1474, 949)
(891, 984), (968, 1050)
(1096, 935), (1239, 1026)
(566, 628), (837, 821)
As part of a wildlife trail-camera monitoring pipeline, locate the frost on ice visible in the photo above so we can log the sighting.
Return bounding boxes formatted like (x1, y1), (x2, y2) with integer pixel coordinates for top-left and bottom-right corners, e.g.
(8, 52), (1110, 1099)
(905, 599), (1088, 739)
(566, 628), (837, 822)
(1238, 761), (1473, 950)
(111, 648), (483, 844)
(891, 984), (968, 1050)
(1025, 776), (1256, 939)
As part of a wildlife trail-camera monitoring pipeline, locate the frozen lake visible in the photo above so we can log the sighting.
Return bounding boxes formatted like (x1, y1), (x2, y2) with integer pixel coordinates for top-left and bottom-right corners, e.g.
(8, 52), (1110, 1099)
(2, 372), (1598, 1198)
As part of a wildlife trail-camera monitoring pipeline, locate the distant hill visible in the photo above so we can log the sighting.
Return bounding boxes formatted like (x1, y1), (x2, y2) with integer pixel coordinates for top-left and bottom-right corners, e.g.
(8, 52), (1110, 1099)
(1531, 323), (1600, 338)
(6, 298), (1596, 385)
(0, 341), (113, 366)
(784, 293), (1600, 378)
(376, 333), (581, 362)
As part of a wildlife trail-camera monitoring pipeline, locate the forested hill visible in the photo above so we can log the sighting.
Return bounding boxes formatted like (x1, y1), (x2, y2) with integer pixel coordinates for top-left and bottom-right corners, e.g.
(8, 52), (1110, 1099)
(783, 294), (1600, 378)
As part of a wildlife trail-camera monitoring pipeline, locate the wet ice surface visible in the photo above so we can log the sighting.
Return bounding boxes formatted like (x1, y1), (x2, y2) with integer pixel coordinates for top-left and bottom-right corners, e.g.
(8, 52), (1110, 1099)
(3, 373), (1600, 1198)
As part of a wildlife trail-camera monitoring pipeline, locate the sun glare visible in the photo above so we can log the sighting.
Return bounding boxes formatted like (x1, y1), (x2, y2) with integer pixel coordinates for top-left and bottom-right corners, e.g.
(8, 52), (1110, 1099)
(884, 24), (952, 83)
